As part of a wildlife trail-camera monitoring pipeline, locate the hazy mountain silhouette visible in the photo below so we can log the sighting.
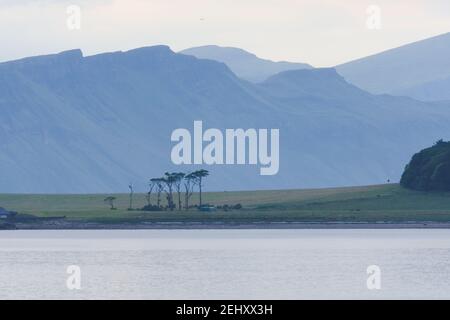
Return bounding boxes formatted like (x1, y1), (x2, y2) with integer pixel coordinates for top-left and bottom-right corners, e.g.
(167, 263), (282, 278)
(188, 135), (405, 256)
(1, 46), (450, 193)
(180, 45), (312, 82)
(336, 32), (450, 100)
(398, 75), (450, 101)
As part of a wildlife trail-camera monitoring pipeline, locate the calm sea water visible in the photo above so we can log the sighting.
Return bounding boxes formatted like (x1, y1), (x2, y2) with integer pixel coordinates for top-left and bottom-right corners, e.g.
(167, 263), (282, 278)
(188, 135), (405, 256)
(0, 229), (450, 299)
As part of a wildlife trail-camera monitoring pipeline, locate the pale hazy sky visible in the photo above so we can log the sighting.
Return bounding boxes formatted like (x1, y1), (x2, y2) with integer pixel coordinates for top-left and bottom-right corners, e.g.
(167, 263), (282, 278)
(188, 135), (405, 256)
(0, 0), (449, 67)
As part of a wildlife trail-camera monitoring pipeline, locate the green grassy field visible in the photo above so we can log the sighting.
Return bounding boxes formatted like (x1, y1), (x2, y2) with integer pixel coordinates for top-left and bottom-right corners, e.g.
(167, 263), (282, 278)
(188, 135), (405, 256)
(2, 184), (450, 223)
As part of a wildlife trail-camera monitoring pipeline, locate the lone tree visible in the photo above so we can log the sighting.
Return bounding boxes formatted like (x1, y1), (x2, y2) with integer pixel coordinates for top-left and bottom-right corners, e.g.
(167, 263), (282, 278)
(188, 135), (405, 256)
(104, 196), (117, 210)
(128, 183), (134, 210)
(146, 179), (156, 206)
(162, 172), (177, 210)
(183, 172), (197, 210)
(172, 172), (185, 210)
(151, 178), (165, 208)
(193, 169), (209, 207)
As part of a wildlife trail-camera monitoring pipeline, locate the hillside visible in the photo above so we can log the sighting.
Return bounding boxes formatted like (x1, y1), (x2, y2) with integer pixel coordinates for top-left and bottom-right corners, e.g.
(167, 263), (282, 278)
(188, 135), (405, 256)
(180, 45), (312, 82)
(399, 76), (450, 101)
(401, 140), (450, 191)
(1, 46), (450, 193)
(336, 32), (450, 99)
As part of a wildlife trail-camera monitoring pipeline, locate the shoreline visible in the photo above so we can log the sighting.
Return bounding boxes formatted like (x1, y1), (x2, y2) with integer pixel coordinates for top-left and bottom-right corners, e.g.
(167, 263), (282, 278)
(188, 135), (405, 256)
(4, 221), (450, 230)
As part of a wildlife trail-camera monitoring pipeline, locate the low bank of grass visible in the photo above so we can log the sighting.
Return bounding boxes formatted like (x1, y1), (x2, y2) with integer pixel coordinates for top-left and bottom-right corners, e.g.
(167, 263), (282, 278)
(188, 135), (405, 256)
(1, 184), (450, 223)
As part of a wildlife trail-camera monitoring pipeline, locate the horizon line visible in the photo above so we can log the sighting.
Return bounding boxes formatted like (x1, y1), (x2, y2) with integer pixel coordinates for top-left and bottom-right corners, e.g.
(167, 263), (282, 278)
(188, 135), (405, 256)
(1, 31), (448, 67)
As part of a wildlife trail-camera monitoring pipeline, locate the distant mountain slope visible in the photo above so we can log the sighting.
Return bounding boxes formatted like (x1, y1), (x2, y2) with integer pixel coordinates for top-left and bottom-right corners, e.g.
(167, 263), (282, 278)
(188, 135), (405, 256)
(258, 69), (450, 186)
(1, 46), (450, 193)
(180, 45), (312, 82)
(397, 75), (450, 101)
(336, 32), (450, 98)
(258, 68), (369, 101)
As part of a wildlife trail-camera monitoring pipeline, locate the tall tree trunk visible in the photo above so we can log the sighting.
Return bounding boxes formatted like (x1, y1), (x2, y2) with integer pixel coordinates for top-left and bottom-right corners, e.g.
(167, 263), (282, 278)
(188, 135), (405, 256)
(199, 178), (202, 207)
(129, 193), (133, 209)
(170, 190), (174, 210)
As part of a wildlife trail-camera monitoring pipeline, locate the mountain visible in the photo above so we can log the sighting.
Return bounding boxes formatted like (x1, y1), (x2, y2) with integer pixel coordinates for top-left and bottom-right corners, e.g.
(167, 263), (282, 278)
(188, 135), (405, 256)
(258, 69), (450, 186)
(0, 46), (273, 192)
(398, 75), (450, 101)
(336, 32), (450, 99)
(1, 46), (450, 193)
(180, 45), (312, 82)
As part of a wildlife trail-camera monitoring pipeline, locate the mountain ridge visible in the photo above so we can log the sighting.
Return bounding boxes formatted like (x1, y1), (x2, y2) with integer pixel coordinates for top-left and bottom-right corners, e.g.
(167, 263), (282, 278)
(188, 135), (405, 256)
(335, 32), (450, 99)
(180, 45), (312, 82)
(1, 45), (450, 193)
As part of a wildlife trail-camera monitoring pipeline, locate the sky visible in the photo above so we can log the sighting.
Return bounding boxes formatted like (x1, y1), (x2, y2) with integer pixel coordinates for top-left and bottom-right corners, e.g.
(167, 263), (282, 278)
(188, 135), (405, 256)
(0, 0), (449, 67)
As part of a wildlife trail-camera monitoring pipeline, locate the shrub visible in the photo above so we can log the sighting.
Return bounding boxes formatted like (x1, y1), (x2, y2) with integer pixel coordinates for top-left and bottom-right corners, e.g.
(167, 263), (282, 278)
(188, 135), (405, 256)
(141, 204), (163, 211)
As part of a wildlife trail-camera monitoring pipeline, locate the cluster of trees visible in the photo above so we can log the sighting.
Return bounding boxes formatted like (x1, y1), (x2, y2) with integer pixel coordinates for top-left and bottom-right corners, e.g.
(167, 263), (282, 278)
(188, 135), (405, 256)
(104, 170), (210, 211)
(146, 169), (209, 211)
(401, 139), (450, 191)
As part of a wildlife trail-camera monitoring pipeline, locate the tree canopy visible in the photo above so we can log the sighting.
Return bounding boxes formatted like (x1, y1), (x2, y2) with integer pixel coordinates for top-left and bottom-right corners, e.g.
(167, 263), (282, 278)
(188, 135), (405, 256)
(400, 140), (450, 191)
(147, 170), (210, 210)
